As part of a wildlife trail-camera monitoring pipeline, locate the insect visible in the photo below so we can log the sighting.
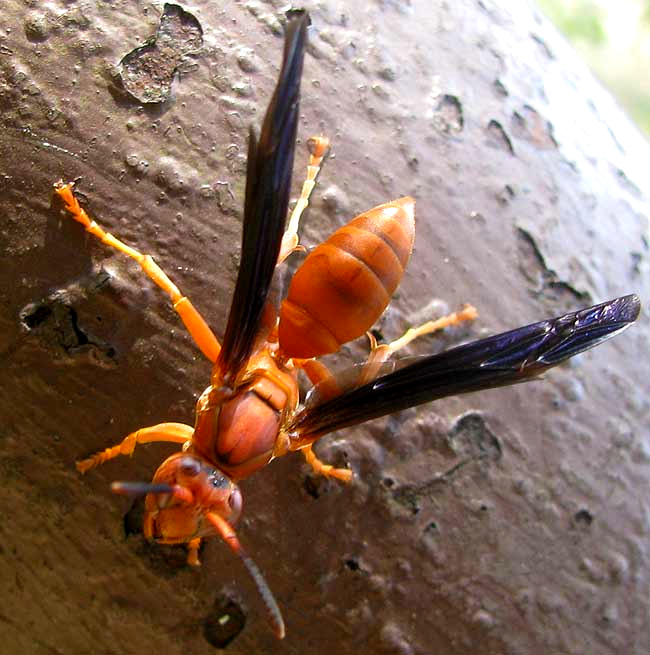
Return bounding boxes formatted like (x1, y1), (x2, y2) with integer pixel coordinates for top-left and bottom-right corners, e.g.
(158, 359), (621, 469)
(53, 10), (640, 639)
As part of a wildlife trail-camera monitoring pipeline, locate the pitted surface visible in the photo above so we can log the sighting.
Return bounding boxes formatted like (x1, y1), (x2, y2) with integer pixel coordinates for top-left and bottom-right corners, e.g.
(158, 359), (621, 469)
(1, 1), (649, 654)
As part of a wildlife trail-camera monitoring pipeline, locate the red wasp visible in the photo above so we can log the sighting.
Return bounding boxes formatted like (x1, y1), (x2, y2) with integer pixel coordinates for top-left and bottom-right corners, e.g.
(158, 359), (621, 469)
(54, 10), (640, 639)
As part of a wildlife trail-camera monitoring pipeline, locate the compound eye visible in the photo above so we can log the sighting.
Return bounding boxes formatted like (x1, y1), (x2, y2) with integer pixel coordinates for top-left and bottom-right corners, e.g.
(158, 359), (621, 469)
(228, 487), (243, 520)
(179, 456), (202, 477)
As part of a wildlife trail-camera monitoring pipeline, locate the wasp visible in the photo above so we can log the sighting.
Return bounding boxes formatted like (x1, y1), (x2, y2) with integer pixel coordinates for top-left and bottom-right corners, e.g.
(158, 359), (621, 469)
(53, 10), (639, 639)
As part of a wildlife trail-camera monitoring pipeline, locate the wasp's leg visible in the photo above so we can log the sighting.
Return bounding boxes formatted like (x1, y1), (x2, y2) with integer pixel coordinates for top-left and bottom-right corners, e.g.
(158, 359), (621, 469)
(76, 422), (194, 473)
(277, 136), (330, 264)
(301, 443), (353, 482)
(187, 538), (202, 566)
(293, 358), (352, 482)
(54, 182), (221, 363)
(359, 305), (479, 384)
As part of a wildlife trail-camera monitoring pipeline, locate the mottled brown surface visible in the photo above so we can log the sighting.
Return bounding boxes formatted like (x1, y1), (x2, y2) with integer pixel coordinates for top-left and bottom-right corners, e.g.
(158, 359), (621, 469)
(1, 1), (649, 654)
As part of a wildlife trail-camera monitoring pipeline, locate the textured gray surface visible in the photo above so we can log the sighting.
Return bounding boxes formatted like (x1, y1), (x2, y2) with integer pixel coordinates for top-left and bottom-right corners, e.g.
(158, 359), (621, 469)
(1, 1), (648, 653)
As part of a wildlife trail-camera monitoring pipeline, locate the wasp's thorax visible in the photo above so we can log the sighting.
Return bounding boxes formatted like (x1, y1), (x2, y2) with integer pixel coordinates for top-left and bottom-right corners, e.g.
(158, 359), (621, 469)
(192, 348), (299, 481)
(143, 452), (242, 544)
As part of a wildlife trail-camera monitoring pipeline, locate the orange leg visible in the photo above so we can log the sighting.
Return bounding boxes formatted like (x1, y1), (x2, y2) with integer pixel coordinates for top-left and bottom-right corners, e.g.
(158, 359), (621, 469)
(288, 307), (478, 479)
(294, 358), (352, 482)
(76, 422), (194, 473)
(359, 305), (479, 384)
(187, 538), (202, 566)
(54, 182), (221, 363)
(277, 136), (329, 264)
(302, 442), (352, 482)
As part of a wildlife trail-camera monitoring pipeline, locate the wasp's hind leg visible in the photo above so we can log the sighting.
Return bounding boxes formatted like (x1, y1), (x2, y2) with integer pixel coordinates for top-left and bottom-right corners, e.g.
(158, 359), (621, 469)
(54, 182), (221, 363)
(359, 305), (479, 384)
(293, 306), (478, 482)
(277, 136), (329, 264)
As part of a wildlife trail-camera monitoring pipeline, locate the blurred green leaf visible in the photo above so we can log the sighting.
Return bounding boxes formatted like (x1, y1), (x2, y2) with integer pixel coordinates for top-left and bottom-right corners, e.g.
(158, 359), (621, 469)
(537, 0), (650, 138)
(537, 0), (606, 45)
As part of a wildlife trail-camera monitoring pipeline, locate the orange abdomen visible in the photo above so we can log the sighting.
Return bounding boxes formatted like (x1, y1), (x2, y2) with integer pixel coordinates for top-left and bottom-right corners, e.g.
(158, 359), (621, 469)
(279, 197), (415, 359)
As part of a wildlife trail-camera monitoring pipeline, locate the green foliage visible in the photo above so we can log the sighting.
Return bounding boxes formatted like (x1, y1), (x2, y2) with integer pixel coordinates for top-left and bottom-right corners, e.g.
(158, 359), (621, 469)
(537, 0), (606, 45)
(537, 0), (650, 138)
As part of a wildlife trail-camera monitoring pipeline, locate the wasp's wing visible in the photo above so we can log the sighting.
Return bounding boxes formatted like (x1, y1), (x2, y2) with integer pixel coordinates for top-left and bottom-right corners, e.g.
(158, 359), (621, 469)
(215, 11), (308, 382)
(286, 295), (640, 443)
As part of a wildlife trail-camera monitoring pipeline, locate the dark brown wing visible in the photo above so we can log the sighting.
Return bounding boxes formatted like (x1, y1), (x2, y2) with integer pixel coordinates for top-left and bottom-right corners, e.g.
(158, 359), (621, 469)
(215, 11), (309, 383)
(286, 295), (640, 444)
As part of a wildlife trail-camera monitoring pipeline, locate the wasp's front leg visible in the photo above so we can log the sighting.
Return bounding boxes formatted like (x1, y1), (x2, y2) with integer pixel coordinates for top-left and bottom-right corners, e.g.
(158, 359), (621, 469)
(187, 538), (202, 566)
(76, 422), (194, 473)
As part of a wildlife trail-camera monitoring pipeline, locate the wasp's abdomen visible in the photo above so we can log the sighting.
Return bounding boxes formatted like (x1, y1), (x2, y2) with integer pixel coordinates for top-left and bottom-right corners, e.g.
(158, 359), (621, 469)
(279, 197), (415, 358)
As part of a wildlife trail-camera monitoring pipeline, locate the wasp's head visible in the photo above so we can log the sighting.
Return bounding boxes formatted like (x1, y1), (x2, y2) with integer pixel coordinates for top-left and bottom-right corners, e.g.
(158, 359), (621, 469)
(131, 452), (242, 544)
(111, 453), (283, 638)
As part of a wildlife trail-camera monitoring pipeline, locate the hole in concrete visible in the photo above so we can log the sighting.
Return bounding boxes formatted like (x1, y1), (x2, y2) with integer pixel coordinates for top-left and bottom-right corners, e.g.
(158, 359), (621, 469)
(574, 508), (594, 527)
(202, 597), (246, 648)
(344, 558), (360, 572)
(21, 303), (53, 329)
